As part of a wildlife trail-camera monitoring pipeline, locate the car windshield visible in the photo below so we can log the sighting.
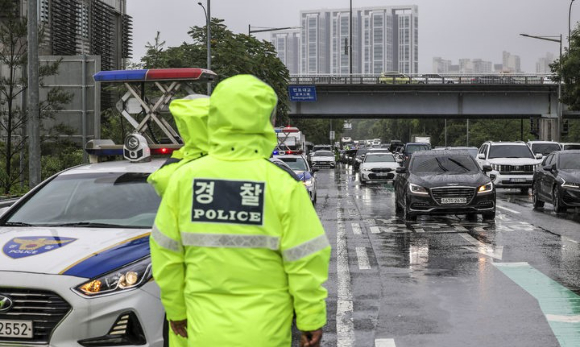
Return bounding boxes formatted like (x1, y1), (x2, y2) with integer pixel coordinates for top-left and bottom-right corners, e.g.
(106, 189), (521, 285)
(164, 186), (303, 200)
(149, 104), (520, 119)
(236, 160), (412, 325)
(559, 154), (580, 169)
(355, 149), (368, 158)
(313, 146), (331, 152)
(313, 151), (333, 157)
(365, 154), (395, 163)
(531, 143), (560, 155)
(277, 157), (308, 171)
(562, 144), (580, 150)
(3, 172), (160, 228)
(406, 144), (430, 154)
(411, 155), (479, 175)
(488, 145), (534, 159)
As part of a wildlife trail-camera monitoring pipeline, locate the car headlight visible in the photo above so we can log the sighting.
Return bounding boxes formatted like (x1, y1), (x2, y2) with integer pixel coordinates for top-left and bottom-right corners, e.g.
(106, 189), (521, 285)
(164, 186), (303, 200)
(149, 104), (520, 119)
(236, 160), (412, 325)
(562, 179), (580, 189)
(477, 182), (494, 194)
(73, 257), (152, 297)
(491, 164), (501, 171)
(303, 178), (314, 188)
(409, 183), (429, 195)
(361, 167), (370, 172)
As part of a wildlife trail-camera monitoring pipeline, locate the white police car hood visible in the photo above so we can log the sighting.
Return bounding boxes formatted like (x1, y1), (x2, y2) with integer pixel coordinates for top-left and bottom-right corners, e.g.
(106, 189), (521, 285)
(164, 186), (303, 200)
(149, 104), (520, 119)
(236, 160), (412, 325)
(0, 227), (150, 278)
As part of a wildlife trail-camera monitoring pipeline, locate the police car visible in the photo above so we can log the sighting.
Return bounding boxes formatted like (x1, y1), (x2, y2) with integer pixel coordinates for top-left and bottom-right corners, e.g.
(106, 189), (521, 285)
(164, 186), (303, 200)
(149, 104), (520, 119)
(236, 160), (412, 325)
(0, 135), (169, 346)
(273, 154), (317, 204)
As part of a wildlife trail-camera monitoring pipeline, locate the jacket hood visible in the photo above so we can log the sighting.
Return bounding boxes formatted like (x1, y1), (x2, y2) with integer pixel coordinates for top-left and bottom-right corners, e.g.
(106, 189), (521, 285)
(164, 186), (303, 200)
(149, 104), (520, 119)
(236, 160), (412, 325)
(169, 95), (210, 160)
(208, 75), (278, 160)
(148, 96), (209, 196)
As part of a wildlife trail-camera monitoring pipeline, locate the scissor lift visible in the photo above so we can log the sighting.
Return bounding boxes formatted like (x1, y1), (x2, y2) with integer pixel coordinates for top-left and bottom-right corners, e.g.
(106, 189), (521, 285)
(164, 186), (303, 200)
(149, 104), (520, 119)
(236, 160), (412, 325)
(93, 68), (216, 145)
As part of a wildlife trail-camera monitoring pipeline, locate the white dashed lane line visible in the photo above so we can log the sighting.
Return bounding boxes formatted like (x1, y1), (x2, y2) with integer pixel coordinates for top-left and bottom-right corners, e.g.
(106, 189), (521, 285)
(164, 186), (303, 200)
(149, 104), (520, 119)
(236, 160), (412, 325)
(496, 204), (521, 214)
(355, 247), (371, 270)
(351, 222), (362, 235)
(375, 338), (396, 347)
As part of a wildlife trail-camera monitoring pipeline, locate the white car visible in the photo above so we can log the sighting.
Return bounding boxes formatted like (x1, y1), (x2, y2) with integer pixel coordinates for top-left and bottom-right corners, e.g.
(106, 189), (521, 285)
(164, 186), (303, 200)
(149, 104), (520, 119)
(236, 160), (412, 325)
(477, 141), (542, 193)
(359, 152), (399, 185)
(526, 140), (561, 158)
(0, 155), (168, 346)
(273, 154), (317, 204)
(310, 150), (336, 169)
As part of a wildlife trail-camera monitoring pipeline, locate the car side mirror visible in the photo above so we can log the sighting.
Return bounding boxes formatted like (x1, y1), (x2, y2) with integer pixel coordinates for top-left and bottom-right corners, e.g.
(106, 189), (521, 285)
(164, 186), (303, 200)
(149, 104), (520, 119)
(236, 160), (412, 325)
(482, 164), (492, 173)
(543, 164), (554, 172)
(535, 153), (543, 159)
(477, 153), (485, 160)
(395, 167), (407, 174)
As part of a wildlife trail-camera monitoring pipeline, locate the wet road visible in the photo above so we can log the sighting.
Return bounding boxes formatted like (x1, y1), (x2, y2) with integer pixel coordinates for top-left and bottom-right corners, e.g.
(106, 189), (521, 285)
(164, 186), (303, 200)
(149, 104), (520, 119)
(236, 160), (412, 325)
(308, 164), (580, 347)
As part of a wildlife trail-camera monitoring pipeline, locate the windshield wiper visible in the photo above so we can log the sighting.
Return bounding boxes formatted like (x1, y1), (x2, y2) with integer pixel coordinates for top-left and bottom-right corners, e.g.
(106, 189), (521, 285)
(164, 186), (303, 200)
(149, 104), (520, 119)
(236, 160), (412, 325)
(447, 158), (471, 172)
(3, 221), (34, 226)
(53, 222), (125, 228)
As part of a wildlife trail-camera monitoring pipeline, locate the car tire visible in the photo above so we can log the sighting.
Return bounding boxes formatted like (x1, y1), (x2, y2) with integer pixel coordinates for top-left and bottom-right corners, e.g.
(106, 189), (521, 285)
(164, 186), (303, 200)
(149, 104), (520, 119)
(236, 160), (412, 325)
(532, 184), (544, 209)
(395, 198), (403, 213)
(482, 211), (496, 220)
(403, 194), (416, 222)
(553, 187), (567, 213)
(467, 213), (478, 221)
(313, 193), (317, 205)
(360, 178), (366, 185)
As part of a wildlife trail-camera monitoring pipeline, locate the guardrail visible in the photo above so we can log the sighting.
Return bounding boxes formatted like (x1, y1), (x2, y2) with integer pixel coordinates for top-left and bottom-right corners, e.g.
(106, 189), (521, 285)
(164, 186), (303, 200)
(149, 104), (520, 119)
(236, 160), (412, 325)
(289, 74), (556, 85)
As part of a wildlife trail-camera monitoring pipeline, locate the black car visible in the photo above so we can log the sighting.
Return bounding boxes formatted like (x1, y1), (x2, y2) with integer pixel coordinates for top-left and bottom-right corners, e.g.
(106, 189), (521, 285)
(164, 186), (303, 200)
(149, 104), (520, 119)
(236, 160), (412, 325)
(532, 150), (580, 213)
(394, 150), (496, 221)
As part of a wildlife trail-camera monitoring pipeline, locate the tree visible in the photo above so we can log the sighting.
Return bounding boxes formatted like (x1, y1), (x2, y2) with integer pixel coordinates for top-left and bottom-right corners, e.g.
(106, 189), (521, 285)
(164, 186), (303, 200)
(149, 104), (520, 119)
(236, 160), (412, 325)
(0, 0), (73, 194)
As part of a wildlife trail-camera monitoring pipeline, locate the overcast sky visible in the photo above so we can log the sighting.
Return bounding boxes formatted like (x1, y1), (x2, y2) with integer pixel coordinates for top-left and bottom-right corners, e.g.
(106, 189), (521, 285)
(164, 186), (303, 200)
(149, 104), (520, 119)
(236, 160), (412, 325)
(128, 0), (577, 73)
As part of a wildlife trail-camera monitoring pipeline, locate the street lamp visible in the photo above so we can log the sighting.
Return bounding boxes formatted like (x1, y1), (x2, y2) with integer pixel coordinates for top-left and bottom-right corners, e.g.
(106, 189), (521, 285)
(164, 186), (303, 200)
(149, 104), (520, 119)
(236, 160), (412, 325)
(570, 0), (576, 48)
(520, 33), (563, 141)
(198, 1), (211, 94)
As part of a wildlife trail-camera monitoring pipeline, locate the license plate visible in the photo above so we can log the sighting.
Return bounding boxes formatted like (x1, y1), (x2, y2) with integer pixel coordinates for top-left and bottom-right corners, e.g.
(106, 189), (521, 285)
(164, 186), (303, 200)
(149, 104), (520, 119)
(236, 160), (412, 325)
(441, 197), (467, 204)
(0, 320), (33, 338)
(509, 178), (527, 183)
(376, 173), (392, 178)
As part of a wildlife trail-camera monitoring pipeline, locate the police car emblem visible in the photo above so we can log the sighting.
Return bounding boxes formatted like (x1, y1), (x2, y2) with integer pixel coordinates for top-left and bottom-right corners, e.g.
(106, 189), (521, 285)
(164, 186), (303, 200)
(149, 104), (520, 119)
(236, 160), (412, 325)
(192, 179), (265, 226)
(0, 295), (14, 312)
(3, 236), (77, 259)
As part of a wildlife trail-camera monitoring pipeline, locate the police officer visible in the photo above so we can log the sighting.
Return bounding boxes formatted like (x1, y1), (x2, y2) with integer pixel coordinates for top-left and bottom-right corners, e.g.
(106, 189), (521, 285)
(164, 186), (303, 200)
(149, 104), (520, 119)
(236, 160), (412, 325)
(148, 94), (209, 347)
(150, 75), (330, 346)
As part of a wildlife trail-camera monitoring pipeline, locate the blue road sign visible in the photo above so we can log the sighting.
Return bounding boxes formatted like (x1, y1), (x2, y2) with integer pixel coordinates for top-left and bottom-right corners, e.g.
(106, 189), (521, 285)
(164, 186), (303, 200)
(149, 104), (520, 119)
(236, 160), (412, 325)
(288, 86), (317, 102)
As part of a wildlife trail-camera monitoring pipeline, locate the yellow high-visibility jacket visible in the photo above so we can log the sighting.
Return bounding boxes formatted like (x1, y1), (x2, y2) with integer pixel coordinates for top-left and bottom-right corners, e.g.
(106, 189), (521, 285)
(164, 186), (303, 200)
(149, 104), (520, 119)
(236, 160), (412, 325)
(147, 95), (210, 197)
(150, 75), (330, 346)
(148, 95), (209, 347)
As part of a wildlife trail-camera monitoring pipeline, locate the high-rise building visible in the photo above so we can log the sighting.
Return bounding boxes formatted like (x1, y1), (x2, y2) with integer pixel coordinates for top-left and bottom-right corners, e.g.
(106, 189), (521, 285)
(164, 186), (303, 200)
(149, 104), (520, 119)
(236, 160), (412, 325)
(274, 5), (418, 75)
(536, 52), (555, 73)
(30, 0), (132, 71)
(502, 51), (521, 73)
(271, 30), (301, 75)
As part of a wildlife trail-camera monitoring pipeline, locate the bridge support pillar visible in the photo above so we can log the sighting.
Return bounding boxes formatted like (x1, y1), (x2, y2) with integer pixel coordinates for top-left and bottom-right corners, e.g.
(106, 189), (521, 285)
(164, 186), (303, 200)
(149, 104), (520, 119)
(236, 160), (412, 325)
(538, 118), (558, 141)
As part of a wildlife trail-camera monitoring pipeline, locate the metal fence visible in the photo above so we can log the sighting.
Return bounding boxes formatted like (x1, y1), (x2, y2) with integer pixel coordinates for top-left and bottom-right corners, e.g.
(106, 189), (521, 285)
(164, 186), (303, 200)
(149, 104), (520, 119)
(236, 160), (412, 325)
(289, 74), (556, 85)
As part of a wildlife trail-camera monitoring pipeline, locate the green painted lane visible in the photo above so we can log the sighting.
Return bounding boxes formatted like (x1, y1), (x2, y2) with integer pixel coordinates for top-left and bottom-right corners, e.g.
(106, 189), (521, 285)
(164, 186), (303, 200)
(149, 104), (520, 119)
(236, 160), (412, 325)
(494, 262), (580, 347)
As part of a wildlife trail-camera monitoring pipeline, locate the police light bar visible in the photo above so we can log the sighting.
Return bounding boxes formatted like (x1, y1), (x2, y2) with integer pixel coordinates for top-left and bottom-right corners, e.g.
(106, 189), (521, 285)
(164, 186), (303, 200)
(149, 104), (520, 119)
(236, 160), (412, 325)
(275, 126), (300, 133)
(93, 68), (217, 83)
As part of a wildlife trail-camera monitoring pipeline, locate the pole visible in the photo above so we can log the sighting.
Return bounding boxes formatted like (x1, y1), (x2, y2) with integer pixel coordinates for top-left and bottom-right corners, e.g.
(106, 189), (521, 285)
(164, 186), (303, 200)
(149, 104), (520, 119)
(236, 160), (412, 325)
(558, 34), (562, 141)
(207, 0), (212, 95)
(466, 119), (469, 146)
(444, 119), (447, 147)
(28, 0), (41, 188)
(349, 0), (353, 79)
(570, 0), (576, 48)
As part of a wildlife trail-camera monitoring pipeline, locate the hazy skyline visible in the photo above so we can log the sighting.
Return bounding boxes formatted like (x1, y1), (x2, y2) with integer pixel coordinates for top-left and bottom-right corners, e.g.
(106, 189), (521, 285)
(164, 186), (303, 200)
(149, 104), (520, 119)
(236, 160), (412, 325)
(128, 0), (577, 73)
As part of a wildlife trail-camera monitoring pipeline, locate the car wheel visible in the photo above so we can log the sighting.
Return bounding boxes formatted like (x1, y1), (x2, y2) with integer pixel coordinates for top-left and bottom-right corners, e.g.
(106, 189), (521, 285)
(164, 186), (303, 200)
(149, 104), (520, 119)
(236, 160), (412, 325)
(403, 194), (416, 222)
(532, 183), (544, 209)
(467, 213), (478, 221)
(313, 193), (317, 204)
(520, 187), (529, 195)
(482, 211), (496, 220)
(360, 178), (366, 185)
(553, 187), (567, 213)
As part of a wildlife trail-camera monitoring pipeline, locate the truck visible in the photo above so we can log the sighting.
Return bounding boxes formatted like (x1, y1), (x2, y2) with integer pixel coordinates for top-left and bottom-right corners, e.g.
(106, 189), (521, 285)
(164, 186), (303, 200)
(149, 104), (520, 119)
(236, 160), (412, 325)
(275, 126), (306, 153)
(412, 135), (431, 144)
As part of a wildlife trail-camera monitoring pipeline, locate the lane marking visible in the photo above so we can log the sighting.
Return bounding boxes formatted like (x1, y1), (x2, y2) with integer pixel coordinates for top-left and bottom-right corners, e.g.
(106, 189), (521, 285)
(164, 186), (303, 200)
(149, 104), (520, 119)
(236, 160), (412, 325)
(337, 208), (355, 347)
(496, 204), (520, 214)
(355, 247), (371, 270)
(370, 226), (381, 234)
(493, 262), (580, 346)
(375, 338), (397, 347)
(351, 222), (362, 235)
(460, 233), (503, 260)
(563, 236), (579, 244)
(546, 314), (580, 323)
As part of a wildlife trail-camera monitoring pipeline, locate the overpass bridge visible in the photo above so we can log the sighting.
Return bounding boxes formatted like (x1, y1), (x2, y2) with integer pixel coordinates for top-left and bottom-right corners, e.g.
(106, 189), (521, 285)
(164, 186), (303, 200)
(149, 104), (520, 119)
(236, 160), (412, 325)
(288, 74), (568, 139)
